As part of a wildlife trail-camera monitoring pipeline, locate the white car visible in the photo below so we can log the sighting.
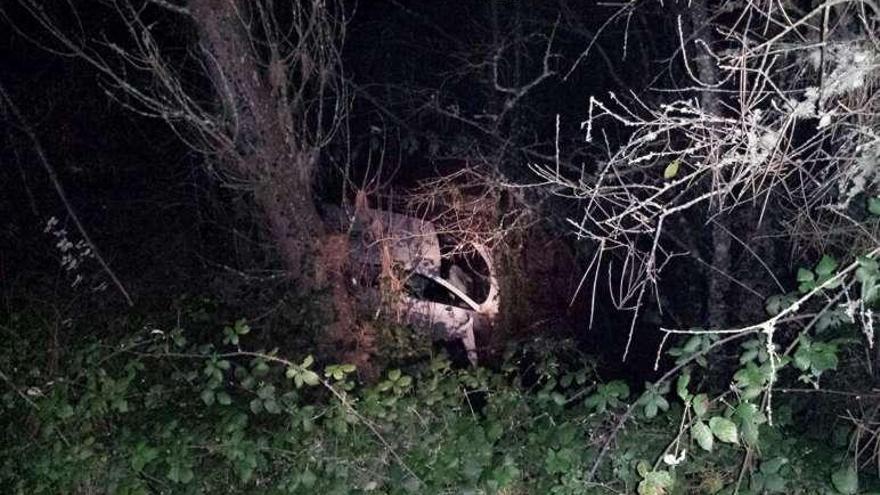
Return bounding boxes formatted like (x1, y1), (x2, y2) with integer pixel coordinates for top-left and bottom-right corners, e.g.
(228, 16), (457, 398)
(324, 204), (499, 364)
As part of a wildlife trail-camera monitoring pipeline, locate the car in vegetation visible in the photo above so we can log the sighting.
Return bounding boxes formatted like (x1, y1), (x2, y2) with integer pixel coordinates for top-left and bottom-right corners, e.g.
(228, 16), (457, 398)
(324, 204), (499, 364)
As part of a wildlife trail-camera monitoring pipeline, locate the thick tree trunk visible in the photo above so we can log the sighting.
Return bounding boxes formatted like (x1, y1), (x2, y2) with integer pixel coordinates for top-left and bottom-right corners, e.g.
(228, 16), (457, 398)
(189, 0), (325, 287)
(189, 0), (367, 367)
(690, 0), (731, 328)
(258, 164), (326, 283)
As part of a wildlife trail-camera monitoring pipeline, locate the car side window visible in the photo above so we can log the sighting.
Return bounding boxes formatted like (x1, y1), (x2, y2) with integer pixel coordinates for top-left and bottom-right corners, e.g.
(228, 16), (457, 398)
(404, 273), (470, 309)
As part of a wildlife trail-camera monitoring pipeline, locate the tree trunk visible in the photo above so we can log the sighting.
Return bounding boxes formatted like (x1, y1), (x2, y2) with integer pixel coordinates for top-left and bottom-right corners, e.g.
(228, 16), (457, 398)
(189, 0), (366, 366)
(189, 0), (325, 287)
(690, 0), (731, 328)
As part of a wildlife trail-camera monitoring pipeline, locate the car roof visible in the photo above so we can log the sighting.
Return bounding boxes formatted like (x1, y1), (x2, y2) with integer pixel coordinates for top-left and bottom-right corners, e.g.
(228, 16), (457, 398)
(326, 204), (442, 275)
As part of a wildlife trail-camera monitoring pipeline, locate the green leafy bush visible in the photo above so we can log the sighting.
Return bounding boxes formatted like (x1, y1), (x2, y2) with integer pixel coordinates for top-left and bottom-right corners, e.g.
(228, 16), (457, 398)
(2, 270), (880, 494)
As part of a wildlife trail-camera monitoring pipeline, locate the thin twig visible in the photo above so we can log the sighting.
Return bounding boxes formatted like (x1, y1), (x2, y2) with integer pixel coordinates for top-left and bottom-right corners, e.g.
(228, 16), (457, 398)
(0, 82), (135, 307)
(587, 331), (751, 480)
(0, 367), (40, 410)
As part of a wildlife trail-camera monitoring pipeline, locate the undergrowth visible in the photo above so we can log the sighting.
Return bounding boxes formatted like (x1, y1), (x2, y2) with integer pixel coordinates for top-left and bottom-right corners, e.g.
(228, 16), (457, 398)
(0, 280), (878, 494)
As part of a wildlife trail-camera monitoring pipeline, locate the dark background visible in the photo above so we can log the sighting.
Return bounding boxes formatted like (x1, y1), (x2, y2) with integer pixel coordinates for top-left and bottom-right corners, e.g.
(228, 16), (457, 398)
(0, 1), (690, 378)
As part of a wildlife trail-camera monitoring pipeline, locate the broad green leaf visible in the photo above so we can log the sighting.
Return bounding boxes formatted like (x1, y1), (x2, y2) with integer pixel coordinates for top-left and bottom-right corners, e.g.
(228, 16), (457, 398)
(638, 469), (674, 495)
(799, 280), (816, 294)
(216, 391), (232, 406)
(765, 293), (796, 316)
(607, 380), (630, 399)
(551, 392), (566, 406)
(257, 384), (275, 400)
(795, 338), (839, 376)
(739, 349), (759, 364)
(831, 466), (858, 494)
(816, 310), (847, 333)
(234, 318), (250, 335)
(663, 159), (680, 180)
(676, 372), (691, 401)
(692, 393), (710, 417)
(683, 336), (702, 353)
(300, 469), (317, 488)
(869, 196), (880, 216)
(223, 328), (238, 346)
(639, 384), (669, 419)
(735, 402), (766, 446)
(130, 442), (158, 472)
(179, 467), (194, 484)
(252, 360), (270, 376)
(811, 343), (839, 372)
(797, 268), (815, 282)
(263, 398), (280, 414)
(859, 256), (879, 272)
(815, 255), (838, 277)
(301, 370), (320, 387)
(583, 394), (603, 412)
(709, 416), (739, 444)
(692, 420), (714, 452)
(734, 362), (767, 397)
(167, 465), (180, 483)
(794, 349), (811, 371)
(655, 395), (669, 412)
(54, 403), (74, 420)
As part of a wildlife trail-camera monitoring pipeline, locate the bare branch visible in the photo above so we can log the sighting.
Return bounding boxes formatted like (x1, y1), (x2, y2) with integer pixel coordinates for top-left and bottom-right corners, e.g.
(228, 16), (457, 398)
(0, 82), (135, 307)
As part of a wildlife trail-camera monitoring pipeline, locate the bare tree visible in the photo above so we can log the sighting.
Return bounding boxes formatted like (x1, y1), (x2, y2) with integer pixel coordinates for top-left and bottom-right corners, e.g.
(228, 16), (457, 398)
(3, 0), (357, 344)
(5, 0), (349, 281)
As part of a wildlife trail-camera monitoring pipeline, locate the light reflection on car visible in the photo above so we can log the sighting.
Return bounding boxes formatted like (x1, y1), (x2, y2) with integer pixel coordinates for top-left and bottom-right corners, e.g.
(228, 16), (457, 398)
(324, 204), (499, 364)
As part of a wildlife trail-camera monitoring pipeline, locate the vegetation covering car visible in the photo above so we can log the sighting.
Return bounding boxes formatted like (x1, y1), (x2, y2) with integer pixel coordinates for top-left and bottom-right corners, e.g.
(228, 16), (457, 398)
(324, 204), (499, 364)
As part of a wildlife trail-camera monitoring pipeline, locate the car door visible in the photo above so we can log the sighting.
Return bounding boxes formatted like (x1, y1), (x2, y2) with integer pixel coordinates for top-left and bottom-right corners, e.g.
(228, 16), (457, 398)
(399, 272), (480, 363)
